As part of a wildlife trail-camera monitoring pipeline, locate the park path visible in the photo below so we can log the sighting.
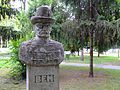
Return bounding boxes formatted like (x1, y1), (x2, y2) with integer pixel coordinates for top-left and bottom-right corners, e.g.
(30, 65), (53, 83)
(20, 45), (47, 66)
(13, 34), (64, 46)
(61, 62), (120, 70)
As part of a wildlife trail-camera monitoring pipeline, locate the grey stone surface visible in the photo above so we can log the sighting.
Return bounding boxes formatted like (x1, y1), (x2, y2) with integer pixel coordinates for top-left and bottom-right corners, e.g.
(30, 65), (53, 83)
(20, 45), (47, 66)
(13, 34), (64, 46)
(19, 5), (64, 90)
(27, 66), (59, 90)
(19, 38), (64, 66)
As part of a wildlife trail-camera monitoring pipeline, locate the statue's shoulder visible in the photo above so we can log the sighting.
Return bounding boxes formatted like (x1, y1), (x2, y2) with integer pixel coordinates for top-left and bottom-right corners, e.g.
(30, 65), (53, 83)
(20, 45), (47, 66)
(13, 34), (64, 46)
(49, 40), (62, 46)
(49, 39), (63, 49)
(20, 39), (35, 47)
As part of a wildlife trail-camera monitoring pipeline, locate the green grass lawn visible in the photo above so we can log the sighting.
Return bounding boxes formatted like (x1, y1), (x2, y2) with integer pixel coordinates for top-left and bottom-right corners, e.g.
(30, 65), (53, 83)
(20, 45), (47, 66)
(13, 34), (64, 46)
(0, 65), (120, 90)
(60, 65), (120, 90)
(64, 55), (120, 64)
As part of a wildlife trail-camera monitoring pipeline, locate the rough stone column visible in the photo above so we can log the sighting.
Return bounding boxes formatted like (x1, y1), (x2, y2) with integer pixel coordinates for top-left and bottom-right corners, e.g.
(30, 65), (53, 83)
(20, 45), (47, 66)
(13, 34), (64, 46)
(19, 5), (64, 90)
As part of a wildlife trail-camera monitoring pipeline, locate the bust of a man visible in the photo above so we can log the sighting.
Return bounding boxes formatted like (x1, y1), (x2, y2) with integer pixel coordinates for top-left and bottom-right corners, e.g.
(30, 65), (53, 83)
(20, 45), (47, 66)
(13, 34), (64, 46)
(19, 6), (64, 66)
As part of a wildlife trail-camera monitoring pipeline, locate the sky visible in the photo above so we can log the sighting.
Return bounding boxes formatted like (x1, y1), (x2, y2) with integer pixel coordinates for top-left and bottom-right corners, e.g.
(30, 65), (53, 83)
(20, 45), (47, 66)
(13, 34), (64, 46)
(10, 0), (28, 11)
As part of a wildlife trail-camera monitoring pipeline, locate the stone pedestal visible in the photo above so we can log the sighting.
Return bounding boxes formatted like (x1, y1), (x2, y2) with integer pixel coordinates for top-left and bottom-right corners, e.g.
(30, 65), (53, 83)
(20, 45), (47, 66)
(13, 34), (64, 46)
(27, 66), (59, 90)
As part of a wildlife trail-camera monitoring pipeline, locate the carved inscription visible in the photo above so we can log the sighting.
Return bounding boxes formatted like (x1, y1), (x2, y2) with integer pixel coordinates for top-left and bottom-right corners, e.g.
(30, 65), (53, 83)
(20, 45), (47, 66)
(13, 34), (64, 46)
(35, 74), (54, 83)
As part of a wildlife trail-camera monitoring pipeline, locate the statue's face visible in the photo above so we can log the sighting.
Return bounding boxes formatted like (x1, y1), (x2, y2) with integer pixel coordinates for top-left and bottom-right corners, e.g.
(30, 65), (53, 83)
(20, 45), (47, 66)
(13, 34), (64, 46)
(34, 23), (51, 38)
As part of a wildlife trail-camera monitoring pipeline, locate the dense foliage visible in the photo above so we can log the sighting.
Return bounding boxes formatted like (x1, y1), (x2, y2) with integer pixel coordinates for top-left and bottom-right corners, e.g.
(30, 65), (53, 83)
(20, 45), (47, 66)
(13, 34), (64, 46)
(8, 11), (33, 79)
(0, 0), (17, 20)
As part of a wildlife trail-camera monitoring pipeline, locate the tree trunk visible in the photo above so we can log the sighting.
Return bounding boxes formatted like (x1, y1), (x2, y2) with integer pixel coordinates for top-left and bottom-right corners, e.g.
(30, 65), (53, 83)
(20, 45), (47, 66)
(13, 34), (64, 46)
(21, 0), (26, 11)
(89, 0), (94, 77)
(89, 28), (94, 77)
(118, 49), (119, 58)
(77, 49), (80, 56)
(104, 52), (106, 55)
(0, 36), (1, 48)
(0, 36), (3, 48)
(98, 52), (100, 57)
(7, 39), (9, 48)
(22, 0), (26, 10)
(80, 48), (84, 61)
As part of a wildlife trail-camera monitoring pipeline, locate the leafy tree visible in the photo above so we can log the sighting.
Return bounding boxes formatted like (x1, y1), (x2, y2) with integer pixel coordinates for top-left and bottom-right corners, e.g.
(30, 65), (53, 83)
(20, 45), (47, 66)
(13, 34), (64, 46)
(0, 26), (22, 47)
(60, 0), (120, 77)
(0, 0), (17, 20)
(61, 19), (89, 57)
(60, 0), (95, 77)
(51, 2), (70, 42)
(0, 0), (18, 47)
(94, 20), (114, 57)
(111, 19), (120, 58)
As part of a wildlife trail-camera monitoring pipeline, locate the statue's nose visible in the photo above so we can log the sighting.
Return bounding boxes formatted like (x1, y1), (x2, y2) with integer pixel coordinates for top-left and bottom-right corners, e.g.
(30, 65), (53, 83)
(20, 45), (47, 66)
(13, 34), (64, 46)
(42, 27), (48, 31)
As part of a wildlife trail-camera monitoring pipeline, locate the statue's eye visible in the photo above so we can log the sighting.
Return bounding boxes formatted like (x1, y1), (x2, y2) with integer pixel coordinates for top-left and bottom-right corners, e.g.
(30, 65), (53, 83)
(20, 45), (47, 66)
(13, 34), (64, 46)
(39, 26), (43, 29)
(44, 24), (50, 27)
(36, 25), (43, 29)
(35, 27), (40, 31)
(35, 23), (43, 29)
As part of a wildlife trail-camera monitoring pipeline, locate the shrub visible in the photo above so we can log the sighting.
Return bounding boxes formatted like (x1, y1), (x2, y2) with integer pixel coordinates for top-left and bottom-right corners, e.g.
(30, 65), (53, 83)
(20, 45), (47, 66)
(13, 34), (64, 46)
(8, 39), (26, 80)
